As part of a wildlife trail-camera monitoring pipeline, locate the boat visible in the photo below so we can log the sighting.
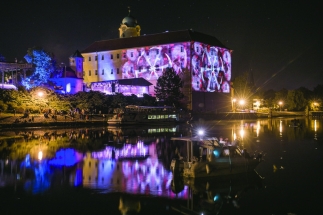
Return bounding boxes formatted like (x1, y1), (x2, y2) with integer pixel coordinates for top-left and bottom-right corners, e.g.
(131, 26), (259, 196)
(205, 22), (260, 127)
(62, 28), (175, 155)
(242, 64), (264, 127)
(170, 171), (263, 215)
(289, 118), (302, 128)
(170, 135), (263, 178)
(107, 105), (189, 126)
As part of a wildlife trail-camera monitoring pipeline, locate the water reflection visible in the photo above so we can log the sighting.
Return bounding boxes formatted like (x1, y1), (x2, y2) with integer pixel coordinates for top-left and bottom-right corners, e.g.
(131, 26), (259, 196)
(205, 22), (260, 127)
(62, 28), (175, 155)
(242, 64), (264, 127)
(0, 117), (323, 214)
(171, 171), (263, 215)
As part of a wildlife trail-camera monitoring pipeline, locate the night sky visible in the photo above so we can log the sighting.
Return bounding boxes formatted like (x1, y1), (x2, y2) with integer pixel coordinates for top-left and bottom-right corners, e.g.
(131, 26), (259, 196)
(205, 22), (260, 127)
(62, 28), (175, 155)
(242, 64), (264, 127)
(1, 0), (322, 91)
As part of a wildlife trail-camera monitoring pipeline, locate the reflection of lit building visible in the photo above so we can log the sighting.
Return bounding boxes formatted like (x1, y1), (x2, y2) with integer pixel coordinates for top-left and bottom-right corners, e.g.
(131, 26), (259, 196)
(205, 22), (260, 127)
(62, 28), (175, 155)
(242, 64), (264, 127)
(91, 142), (187, 198)
(79, 11), (232, 111)
(82, 152), (99, 187)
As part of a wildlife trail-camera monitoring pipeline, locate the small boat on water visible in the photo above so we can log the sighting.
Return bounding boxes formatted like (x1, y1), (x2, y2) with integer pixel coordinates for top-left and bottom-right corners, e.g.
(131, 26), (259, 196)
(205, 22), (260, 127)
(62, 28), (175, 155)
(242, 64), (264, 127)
(107, 105), (189, 126)
(289, 118), (302, 128)
(170, 171), (263, 215)
(170, 135), (263, 178)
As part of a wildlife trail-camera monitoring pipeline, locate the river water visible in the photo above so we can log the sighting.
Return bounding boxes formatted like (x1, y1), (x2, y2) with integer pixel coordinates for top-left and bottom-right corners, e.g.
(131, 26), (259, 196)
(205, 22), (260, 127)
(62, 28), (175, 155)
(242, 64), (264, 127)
(0, 117), (322, 215)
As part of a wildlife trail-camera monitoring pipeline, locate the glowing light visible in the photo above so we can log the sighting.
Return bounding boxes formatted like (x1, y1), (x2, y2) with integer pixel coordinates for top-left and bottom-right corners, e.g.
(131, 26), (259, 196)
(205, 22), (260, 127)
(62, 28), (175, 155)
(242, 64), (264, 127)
(66, 83), (71, 93)
(239, 99), (245, 105)
(198, 129), (204, 136)
(239, 126), (244, 139)
(256, 121), (260, 137)
(38, 151), (43, 160)
(213, 150), (220, 157)
(37, 91), (44, 97)
(213, 194), (220, 201)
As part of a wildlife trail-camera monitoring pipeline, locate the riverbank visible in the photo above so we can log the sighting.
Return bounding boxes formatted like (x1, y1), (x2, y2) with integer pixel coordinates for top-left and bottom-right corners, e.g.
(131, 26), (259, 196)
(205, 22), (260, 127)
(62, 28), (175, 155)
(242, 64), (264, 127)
(0, 113), (107, 129)
(192, 111), (305, 120)
(0, 111), (307, 129)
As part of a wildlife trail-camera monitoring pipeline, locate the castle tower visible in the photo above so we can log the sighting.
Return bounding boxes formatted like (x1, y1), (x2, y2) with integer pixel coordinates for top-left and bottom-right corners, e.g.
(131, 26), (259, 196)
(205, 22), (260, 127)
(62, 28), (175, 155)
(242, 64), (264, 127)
(119, 7), (141, 38)
(69, 50), (84, 78)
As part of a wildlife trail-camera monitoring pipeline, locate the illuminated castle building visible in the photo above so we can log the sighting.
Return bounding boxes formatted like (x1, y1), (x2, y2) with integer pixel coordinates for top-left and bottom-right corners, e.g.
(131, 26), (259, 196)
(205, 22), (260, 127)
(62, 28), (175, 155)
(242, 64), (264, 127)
(78, 11), (232, 111)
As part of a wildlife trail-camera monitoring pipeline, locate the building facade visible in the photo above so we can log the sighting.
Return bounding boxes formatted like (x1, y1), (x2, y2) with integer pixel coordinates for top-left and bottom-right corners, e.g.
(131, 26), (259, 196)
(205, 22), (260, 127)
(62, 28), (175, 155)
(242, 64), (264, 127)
(80, 13), (232, 111)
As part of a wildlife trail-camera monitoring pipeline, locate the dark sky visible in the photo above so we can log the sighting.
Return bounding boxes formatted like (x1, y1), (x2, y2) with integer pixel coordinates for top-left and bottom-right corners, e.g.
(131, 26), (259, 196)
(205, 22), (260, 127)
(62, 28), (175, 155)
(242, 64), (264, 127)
(1, 0), (322, 91)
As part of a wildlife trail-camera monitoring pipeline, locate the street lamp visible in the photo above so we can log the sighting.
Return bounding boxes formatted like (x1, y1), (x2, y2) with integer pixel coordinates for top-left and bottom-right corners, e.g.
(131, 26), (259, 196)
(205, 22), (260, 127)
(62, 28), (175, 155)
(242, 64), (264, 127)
(239, 99), (245, 112)
(61, 62), (66, 94)
(279, 101), (283, 112)
(37, 91), (44, 97)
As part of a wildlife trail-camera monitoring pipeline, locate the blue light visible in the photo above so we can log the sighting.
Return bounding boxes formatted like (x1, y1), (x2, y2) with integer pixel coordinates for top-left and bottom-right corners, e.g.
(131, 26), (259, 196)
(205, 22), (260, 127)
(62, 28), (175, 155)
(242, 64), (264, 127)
(213, 194), (220, 201)
(213, 150), (220, 157)
(49, 148), (81, 166)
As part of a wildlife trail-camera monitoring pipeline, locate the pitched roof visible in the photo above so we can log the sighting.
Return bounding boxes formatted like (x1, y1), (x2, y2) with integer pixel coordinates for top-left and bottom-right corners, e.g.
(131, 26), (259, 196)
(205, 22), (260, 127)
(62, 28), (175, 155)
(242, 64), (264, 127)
(118, 78), (153, 86)
(81, 29), (229, 53)
(70, 50), (83, 58)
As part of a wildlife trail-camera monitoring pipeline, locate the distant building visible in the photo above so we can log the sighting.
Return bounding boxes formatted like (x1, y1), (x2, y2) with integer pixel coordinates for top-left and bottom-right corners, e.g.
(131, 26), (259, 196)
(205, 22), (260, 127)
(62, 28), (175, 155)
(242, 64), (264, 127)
(78, 10), (232, 111)
(49, 50), (83, 94)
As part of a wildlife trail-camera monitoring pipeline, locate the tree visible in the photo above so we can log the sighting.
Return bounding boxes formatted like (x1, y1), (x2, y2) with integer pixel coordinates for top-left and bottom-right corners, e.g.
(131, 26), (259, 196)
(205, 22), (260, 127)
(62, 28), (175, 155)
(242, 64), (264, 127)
(232, 72), (253, 106)
(22, 47), (53, 89)
(263, 89), (276, 108)
(286, 89), (306, 111)
(154, 67), (184, 107)
(274, 88), (288, 110)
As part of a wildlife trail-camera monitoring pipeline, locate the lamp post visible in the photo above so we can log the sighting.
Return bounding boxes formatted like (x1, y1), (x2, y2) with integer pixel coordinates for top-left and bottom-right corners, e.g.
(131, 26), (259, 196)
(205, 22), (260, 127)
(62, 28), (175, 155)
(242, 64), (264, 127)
(232, 98), (236, 112)
(279, 101), (283, 112)
(239, 99), (245, 112)
(61, 62), (66, 94)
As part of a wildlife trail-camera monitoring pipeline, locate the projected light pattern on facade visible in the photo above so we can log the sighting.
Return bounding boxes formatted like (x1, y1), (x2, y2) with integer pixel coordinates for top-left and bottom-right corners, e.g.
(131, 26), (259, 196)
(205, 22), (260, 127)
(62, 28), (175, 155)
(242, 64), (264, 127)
(86, 41), (231, 96)
(118, 42), (230, 93)
(191, 42), (231, 93)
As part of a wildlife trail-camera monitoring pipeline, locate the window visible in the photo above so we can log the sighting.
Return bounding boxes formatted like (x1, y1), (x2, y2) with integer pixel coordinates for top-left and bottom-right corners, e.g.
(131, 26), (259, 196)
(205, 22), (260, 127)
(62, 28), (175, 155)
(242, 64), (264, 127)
(102, 69), (104, 75)
(72, 60), (74, 63)
(131, 52), (133, 57)
(89, 70), (91, 76)
(110, 54), (113, 59)
(95, 70), (98, 75)
(117, 68), (119, 74)
(83, 71), (85, 76)
(89, 56), (91, 61)
(111, 69), (113, 74)
(95, 56), (98, 61)
(181, 46), (184, 52)
(117, 54), (120, 59)
(101, 55), (104, 60)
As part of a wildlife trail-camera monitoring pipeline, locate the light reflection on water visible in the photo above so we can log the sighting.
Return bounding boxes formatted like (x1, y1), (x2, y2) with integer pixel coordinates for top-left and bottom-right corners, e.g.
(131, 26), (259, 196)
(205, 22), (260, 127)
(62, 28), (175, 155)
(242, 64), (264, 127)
(1, 117), (323, 214)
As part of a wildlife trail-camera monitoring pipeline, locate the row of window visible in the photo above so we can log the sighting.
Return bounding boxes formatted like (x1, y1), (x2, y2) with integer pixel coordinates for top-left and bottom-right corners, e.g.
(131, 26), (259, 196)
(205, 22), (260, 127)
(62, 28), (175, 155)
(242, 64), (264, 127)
(85, 47), (185, 62)
(147, 114), (177, 120)
(88, 54), (121, 62)
(84, 68), (120, 76)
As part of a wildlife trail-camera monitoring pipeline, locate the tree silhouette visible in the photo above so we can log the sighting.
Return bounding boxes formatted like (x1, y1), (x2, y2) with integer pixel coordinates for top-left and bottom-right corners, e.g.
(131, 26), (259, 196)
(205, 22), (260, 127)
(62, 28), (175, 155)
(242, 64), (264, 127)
(154, 67), (184, 107)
